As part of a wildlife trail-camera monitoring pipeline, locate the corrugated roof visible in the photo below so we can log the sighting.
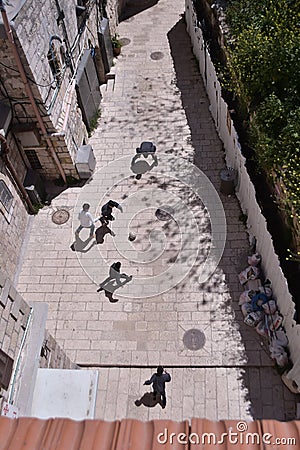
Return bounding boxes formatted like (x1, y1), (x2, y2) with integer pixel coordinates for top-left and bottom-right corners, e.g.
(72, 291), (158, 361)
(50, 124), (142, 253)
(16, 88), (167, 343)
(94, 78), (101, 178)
(0, 417), (299, 449)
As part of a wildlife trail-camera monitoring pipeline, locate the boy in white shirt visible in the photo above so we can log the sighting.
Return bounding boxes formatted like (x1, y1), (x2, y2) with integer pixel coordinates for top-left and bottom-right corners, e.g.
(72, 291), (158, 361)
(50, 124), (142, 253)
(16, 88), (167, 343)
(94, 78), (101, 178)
(75, 203), (98, 237)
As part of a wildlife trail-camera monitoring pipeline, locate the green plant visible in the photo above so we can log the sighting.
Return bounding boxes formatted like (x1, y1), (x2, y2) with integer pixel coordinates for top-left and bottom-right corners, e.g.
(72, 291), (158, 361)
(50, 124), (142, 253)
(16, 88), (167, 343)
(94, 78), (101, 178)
(225, 0), (300, 240)
(66, 175), (80, 186)
(54, 175), (80, 187)
(32, 202), (44, 214)
(88, 109), (101, 136)
(54, 177), (65, 187)
(111, 33), (122, 49)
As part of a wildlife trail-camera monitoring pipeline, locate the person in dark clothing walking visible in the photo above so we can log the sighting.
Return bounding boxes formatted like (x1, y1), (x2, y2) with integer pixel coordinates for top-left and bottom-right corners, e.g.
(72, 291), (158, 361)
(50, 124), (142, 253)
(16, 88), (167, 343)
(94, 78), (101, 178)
(97, 262), (132, 292)
(100, 200), (123, 224)
(143, 366), (171, 408)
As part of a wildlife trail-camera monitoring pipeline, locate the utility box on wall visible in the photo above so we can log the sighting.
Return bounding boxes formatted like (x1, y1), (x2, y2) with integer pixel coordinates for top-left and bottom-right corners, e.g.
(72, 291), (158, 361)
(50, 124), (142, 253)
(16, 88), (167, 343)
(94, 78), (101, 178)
(75, 145), (96, 179)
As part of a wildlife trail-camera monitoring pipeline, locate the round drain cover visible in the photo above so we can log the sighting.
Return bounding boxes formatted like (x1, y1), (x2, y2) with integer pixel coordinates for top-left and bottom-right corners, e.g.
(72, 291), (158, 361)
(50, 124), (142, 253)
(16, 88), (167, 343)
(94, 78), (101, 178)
(52, 209), (70, 225)
(150, 51), (164, 60)
(155, 206), (175, 221)
(120, 37), (131, 46)
(183, 329), (206, 350)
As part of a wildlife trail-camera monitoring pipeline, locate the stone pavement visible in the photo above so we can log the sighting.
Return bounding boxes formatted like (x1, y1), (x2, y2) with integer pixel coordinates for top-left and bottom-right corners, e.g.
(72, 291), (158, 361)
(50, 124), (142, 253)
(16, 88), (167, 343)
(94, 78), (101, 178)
(17, 0), (298, 421)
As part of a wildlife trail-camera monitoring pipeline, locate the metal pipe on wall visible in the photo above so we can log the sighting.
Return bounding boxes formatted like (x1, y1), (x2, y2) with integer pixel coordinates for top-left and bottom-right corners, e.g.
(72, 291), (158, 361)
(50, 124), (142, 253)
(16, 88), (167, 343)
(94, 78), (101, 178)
(0, 1), (67, 183)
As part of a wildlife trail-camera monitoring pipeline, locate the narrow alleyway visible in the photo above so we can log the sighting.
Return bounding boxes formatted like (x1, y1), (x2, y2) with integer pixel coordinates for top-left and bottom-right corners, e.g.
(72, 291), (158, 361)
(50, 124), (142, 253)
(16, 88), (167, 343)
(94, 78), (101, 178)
(17, 0), (297, 421)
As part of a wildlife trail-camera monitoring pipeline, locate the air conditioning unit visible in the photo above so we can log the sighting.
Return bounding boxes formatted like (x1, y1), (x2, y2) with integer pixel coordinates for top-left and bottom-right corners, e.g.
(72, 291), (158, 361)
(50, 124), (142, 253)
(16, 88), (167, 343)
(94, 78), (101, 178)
(75, 144), (96, 179)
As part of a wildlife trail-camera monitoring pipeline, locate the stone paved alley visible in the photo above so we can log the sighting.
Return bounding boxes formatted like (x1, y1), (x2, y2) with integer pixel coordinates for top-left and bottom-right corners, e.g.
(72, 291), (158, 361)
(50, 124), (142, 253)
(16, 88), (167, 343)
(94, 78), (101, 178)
(16, 0), (297, 421)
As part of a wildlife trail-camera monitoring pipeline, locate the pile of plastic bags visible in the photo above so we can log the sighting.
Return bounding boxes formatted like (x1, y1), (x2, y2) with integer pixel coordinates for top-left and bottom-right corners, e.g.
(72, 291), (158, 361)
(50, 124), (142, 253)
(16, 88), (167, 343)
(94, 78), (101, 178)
(238, 253), (289, 367)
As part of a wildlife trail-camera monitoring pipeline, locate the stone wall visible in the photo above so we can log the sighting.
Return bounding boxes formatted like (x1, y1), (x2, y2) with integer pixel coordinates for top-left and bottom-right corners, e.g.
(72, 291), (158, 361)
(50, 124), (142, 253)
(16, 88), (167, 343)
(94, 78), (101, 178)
(39, 329), (78, 370)
(106, 0), (121, 33)
(0, 270), (77, 413)
(11, 0), (120, 177)
(0, 0), (121, 180)
(0, 160), (29, 280)
(0, 270), (31, 405)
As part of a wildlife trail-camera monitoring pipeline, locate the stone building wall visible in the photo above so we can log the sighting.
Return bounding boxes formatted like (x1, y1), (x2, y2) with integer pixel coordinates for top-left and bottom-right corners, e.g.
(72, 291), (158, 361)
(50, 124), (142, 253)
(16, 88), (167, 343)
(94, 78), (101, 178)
(10, 0), (120, 178)
(0, 155), (29, 280)
(0, 0), (121, 181)
(0, 270), (77, 413)
(39, 330), (78, 370)
(0, 270), (32, 405)
(106, 0), (121, 34)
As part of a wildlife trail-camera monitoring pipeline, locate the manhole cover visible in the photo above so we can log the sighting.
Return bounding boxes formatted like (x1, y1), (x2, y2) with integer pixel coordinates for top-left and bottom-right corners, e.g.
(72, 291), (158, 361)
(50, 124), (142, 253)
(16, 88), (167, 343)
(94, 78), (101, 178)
(155, 206), (175, 221)
(150, 51), (164, 60)
(120, 37), (131, 46)
(52, 209), (70, 225)
(183, 329), (206, 350)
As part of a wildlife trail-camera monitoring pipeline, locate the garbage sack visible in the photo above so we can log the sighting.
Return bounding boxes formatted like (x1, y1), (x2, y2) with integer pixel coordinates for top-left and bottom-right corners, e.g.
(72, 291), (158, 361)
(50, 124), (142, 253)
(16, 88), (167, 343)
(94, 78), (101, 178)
(263, 278), (272, 287)
(244, 311), (264, 327)
(269, 334), (289, 367)
(251, 293), (269, 312)
(248, 253), (262, 266)
(266, 311), (283, 331)
(239, 290), (252, 306)
(257, 286), (273, 298)
(272, 329), (288, 347)
(275, 353), (289, 367)
(238, 266), (260, 285)
(255, 320), (269, 336)
(262, 300), (277, 315)
(241, 302), (253, 317)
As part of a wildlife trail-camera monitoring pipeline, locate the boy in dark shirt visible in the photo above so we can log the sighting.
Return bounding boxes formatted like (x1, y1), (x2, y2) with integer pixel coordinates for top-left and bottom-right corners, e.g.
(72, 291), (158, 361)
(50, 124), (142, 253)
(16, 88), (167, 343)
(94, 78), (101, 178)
(144, 366), (171, 408)
(100, 200), (122, 224)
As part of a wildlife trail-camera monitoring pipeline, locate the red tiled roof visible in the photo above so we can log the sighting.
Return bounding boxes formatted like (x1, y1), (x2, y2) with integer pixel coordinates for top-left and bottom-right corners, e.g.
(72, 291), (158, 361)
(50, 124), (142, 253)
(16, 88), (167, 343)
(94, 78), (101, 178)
(0, 417), (299, 449)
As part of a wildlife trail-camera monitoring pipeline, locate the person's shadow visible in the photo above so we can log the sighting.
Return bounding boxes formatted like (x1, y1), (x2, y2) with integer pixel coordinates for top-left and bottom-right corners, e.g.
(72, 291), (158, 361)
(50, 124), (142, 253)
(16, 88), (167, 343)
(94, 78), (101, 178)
(70, 235), (96, 253)
(130, 153), (158, 179)
(135, 392), (163, 408)
(95, 223), (115, 244)
(100, 277), (132, 303)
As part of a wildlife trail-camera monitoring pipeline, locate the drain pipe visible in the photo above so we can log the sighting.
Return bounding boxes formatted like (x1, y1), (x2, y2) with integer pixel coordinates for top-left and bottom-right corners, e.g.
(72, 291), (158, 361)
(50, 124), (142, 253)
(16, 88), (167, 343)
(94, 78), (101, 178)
(0, 133), (35, 214)
(0, 2), (67, 183)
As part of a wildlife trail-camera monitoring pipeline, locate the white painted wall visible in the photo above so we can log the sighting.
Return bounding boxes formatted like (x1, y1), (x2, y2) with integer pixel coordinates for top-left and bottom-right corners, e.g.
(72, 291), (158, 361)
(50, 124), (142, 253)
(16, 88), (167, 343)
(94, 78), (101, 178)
(185, 0), (300, 389)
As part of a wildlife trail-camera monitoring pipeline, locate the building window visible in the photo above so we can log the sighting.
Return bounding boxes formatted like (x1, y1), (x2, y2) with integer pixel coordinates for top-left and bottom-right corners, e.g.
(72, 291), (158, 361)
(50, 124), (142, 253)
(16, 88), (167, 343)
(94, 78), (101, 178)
(0, 180), (13, 212)
(0, 349), (14, 390)
(25, 150), (42, 170)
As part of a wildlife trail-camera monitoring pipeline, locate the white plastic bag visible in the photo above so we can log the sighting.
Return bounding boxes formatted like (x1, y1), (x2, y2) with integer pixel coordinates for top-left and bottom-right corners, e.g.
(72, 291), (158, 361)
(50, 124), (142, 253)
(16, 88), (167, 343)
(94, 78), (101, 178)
(244, 311), (264, 327)
(247, 253), (262, 266)
(273, 329), (288, 347)
(266, 312), (283, 331)
(255, 320), (269, 336)
(241, 302), (253, 317)
(239, 291), (252, 306)
(269, 335), (289, 367)
(262, 300), (277, 315)
(238, 266), (260, 285)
